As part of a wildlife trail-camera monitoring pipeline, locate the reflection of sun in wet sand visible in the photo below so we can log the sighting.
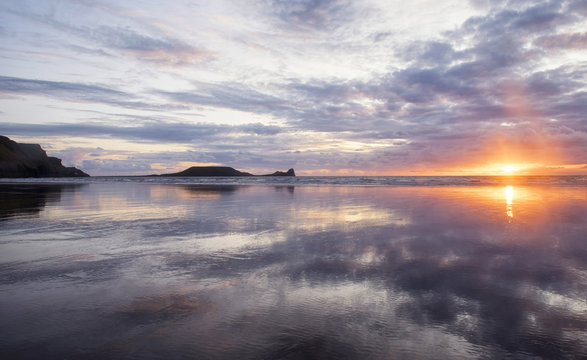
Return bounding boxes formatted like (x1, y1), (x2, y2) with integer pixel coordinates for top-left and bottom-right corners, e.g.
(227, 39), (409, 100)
(505, 185), (514, 220)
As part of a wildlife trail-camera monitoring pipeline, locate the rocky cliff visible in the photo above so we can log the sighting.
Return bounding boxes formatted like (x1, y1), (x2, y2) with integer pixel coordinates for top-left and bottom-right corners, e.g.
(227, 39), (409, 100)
(0, 136), (89, 178)
(262, 168), (296, 176)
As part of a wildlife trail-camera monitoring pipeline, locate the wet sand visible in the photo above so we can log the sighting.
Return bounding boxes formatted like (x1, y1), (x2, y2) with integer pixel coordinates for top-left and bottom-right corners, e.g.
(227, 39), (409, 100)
(1, 182), (586, 359)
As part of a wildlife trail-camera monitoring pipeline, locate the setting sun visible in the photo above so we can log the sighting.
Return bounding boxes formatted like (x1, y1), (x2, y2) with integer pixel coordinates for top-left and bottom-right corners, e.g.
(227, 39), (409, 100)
(502, 166), (518, 173)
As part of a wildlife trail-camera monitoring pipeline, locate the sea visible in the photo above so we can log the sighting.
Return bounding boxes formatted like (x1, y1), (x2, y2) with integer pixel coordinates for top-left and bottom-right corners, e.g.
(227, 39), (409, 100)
(1, 176), (586, 359)
(1, 174), (586, 186)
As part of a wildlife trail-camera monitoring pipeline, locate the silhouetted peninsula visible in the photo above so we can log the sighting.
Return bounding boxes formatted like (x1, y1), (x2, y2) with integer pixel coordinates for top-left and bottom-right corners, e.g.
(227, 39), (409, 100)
(161, 166), (295, 177)
(0, 136), (89, 178)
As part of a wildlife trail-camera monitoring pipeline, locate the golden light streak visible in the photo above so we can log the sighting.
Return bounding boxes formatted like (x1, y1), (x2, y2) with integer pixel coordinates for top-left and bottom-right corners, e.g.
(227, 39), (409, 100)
(505, 185), (514, 220)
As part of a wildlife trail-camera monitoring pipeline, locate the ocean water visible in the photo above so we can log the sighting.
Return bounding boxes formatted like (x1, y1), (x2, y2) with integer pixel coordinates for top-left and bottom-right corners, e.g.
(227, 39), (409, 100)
(2, 174), (586, 186)
(0, 177), (586, 359)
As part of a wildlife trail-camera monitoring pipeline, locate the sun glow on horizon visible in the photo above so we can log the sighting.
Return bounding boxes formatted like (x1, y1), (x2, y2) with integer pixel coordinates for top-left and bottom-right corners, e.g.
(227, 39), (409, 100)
(502, 165), (518, 173)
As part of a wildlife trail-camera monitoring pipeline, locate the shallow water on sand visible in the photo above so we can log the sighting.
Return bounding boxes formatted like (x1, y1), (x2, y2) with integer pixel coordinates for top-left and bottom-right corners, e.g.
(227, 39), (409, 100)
(1, 182), (586, 359)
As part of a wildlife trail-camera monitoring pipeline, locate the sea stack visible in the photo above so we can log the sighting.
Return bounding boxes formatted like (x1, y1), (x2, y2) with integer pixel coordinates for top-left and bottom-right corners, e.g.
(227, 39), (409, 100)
(263, 168), (296, 176)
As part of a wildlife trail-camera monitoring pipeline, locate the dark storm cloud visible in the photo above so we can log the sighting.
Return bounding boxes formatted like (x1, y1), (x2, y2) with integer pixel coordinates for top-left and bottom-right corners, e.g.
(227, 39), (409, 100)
(0, 76), (188, 111)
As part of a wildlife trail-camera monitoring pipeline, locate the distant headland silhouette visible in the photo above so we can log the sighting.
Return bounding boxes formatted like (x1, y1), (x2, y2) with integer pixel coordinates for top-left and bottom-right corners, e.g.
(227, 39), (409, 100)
(160, 166), (295, 177)
(0, 136), (295, 178)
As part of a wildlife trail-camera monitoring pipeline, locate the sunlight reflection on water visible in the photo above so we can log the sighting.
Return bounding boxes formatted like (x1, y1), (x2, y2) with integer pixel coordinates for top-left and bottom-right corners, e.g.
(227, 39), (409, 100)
(0, 182), (586, 359)
(505, 185), (514, 220)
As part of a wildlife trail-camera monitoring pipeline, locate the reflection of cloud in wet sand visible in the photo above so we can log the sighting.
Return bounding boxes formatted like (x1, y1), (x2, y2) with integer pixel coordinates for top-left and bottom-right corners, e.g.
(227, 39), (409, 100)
(115, 290), (217, 320)
(291, 204), (410, 232)
(152, 185), (587, 358)
(2, 183), (586, 359)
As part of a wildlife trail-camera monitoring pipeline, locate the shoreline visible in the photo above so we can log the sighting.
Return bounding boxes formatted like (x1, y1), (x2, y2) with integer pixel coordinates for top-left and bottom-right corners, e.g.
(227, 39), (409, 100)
(1, 174), (585, 187)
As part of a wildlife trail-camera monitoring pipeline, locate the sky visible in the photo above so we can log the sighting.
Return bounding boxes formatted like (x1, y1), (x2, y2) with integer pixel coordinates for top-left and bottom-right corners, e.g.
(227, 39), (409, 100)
(1, 0), (586, 176)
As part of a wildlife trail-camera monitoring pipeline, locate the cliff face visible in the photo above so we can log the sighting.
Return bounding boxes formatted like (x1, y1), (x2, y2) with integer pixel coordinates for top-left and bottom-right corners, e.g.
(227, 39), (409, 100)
(0, 136), (89, 178)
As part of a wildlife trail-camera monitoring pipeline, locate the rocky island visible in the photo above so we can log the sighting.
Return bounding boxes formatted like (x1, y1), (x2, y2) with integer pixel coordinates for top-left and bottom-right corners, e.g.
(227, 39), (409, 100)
(162, 166), (253, 177)
(0, 135), (89, 178)
(161, 166), (295, 177)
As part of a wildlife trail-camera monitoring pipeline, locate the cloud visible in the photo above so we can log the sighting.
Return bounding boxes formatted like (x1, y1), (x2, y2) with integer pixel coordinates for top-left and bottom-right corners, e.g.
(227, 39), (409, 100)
(0, 121), (283, 144)
(0, 1), (212, 66)
(534, 32), (587, 50)
(259, 0), (354, 32)
(509, 1), (569, 31)
(401, 41), (459, 67)
(570, 0), (587, 15)
(1, 0), (586, 174)
(160, 0), (587, 172)
(80, 158), (153, 173)
(0, 76), (188, 111)
(461, 1), (569, 38)
(158, 81), (290, 115)
(83, 25), (212, 65)
(0, 75), (125, 99)
(147, 184), (587, 357)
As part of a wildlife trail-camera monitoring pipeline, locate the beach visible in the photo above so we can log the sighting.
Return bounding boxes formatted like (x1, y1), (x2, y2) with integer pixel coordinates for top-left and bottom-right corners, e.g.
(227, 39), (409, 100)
(1, 179), (586, 359)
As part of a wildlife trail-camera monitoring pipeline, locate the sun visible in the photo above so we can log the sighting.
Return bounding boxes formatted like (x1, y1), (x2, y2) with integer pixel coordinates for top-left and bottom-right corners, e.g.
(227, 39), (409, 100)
(501, 165), (518, 173)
